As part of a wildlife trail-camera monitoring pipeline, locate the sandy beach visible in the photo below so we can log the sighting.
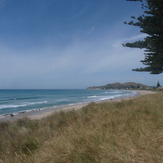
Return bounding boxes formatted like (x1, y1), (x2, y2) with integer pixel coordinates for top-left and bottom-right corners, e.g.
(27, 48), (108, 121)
(0, 90), (155, 122)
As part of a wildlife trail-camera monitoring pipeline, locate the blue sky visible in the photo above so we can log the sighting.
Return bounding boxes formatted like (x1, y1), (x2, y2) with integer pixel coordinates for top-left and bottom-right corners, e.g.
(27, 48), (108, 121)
(0, 0), (162, 89)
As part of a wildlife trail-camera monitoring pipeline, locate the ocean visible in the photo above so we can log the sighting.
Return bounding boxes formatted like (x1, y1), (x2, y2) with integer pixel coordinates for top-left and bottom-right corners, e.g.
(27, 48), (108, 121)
(0, 89), (137, 117)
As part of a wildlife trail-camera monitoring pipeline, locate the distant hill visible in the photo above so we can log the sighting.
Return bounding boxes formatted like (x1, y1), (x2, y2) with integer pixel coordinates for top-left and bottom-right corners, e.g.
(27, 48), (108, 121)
(87, 82), (152, 90)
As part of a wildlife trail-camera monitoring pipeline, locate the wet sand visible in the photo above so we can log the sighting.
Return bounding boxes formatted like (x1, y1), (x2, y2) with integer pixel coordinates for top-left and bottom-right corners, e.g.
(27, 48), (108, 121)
(0, 90), (155, 122)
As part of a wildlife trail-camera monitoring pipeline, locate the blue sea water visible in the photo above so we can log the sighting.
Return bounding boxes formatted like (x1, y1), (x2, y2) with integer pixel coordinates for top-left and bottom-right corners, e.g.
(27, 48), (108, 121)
(0, 89), (137, 116)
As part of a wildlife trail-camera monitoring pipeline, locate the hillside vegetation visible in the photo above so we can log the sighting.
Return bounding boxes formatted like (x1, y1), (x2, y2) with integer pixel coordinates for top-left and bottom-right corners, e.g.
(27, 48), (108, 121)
(0, 93), (163, 163)
(87, 82), (152, 90)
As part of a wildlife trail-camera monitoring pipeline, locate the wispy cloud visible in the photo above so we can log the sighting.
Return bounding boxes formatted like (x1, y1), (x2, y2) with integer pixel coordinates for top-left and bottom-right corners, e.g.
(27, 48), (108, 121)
(70, 8), (87, 20)
(124, 33), (147, 42)
(112, 33), (147, 49)
(0, 32), (161, 89)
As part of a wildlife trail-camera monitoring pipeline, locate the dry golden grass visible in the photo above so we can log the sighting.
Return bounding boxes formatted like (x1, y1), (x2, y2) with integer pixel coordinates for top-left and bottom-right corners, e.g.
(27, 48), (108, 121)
(0, 93), (163, 163)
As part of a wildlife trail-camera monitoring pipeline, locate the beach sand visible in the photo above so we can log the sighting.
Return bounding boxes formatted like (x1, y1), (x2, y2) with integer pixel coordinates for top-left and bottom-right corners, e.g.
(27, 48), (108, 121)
(0, 90), (155, 122)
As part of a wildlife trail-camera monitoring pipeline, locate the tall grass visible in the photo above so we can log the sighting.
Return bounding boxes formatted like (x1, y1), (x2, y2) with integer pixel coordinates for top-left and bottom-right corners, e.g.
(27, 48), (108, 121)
(0, 93), (163, 163)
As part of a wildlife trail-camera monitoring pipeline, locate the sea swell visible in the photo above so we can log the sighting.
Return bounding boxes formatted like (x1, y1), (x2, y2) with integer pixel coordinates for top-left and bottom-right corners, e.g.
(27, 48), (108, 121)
(0, 89), (137, 116)
(0, 101), (47, 110)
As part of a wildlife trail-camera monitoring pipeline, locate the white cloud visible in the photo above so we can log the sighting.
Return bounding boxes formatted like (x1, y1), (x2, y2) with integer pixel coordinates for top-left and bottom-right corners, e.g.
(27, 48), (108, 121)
(124, 33), (147, 42)
(0, 32), (144, 77)
(112, 33), (147, 49)
(0, 29), (162, 88)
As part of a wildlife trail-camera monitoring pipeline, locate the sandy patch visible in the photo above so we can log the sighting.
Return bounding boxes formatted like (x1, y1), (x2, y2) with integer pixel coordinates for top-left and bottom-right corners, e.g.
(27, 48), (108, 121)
(0, 90), (156, 122)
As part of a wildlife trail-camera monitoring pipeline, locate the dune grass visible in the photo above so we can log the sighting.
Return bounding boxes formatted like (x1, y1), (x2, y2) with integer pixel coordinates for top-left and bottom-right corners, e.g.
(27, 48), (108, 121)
(0, 92), (163, 163)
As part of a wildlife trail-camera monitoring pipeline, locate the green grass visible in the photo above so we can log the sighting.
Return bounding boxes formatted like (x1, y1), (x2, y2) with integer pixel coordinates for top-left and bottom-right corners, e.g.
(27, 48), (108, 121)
(0, 93), (163, 163)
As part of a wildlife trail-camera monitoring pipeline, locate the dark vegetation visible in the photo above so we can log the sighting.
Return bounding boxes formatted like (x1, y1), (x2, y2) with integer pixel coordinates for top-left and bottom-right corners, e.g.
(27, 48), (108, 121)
(123, 0), (163, 74)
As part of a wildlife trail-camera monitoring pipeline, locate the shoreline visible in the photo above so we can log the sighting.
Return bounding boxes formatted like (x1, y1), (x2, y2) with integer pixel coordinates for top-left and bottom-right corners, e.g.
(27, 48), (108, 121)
(0, 90), (155, 122)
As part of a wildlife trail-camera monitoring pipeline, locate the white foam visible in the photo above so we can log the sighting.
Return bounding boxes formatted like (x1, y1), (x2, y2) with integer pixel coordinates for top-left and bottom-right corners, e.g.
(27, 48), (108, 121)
(0, 104), (28, 109)
(28, 101), (47, 105)
(96, 94), (123, 101)
(87, 95), (97, 99)
(0, 101), (48, 110)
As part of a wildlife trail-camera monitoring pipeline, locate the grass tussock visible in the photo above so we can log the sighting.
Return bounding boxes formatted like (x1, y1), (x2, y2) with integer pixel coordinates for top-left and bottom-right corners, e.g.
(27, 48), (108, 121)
(0, 93), (163, 163)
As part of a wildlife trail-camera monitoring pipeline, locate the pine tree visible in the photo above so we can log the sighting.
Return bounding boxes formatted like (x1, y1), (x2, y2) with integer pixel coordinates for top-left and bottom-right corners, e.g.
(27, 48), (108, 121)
(123, 0), (163, 74)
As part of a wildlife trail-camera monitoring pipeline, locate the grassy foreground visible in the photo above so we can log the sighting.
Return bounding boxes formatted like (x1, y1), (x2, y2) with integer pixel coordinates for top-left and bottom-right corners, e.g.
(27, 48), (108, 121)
(0, 93), (163, 163)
